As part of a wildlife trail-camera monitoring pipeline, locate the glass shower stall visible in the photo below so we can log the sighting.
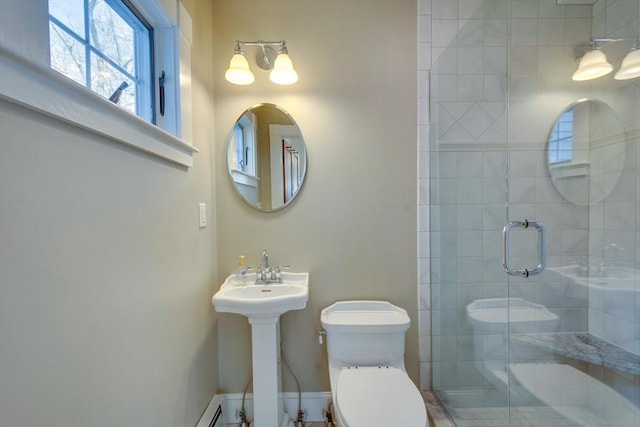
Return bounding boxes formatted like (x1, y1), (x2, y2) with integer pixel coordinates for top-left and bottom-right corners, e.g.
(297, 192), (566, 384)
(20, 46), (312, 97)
(429, 0), (640, 425)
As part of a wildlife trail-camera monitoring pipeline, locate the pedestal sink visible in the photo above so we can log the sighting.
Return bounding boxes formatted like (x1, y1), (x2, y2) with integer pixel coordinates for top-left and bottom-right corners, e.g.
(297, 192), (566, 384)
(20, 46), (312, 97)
(212, 272), (309, 427)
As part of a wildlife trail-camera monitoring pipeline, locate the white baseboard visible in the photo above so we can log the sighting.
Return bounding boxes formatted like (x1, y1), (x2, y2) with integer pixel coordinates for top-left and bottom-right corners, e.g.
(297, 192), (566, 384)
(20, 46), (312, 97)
(197, 392), (333, 426)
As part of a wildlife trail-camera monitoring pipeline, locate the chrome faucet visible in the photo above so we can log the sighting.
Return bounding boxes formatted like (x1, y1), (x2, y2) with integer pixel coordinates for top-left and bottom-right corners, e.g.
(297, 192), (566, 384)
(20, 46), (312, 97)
(255, 250), (289, 284)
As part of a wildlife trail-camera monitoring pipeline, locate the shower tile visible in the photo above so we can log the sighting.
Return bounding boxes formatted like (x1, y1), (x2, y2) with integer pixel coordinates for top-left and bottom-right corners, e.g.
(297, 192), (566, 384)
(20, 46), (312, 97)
(509, 151), (538, 177)
(456, 151), (484, 177)
(419, 14), (432, 43)
(484, 46), (507, 73)
(483, 204), (505, 230)
(456, 47), (484, 74)
(457, 284), (483, 310)
(457, 179), (484, 204)
(482, 281), (507, 299)
(607, 171), (636, 203)
(418, 124), (429, 151)
(420, 309), (432, 339)
(538, 19), (566, 46)
(483, 74), (506, 101)
(418, 0), (432, 15)
(432, 48), (458, 74)
(511, 19), (539, 46)
(536, 176), (563, 203)
(483, 177), (506, 205)
(457, 19), (485, 47)
(604, 312), (635, 349)
(433, 334), (458, 362)
(455, 334), (476, 361)
(457, 206), (484, 231)
(484, 19), (508, 46)
(604, 289), (635, 322)
(418, 93), (430, 127)
(457, 256), (483, 282)
(437, 151), (459, 178)
(483, 150), (507, 177)
(539, 0), (564, 19)
(535, 202), (562, 229)
(419, 205), (430, 231)
(561, 229), (589, 256)
(564, 18), (592, 46)
(511, 0), (539, 19)
(419, 42), (433, 71)
(458, 0), (483, 20)
(456, 75), (484, 102)
(433, 0), (458, 19)
(419, 283), (431, 309)
(509, 46), (539, 74)
(564, 5), (592, 19)
(562, 204), (589, 229)
(457, 361), (485, 386)
(432, 19), (459, 48)
(484, 0), (507, 19)
(509, 176), (537, 204)
(483, 257), (505, 282)
(419, 178), (430, 205)
(434, 205), (458, 230)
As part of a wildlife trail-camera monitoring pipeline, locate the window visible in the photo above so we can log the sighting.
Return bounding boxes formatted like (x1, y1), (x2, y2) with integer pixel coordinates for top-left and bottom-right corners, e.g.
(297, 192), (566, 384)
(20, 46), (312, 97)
(231, 113), (257, 176)
(48, 0), (153, 121)
(0, 0), (195, 166)
(548, 108), (574, 164)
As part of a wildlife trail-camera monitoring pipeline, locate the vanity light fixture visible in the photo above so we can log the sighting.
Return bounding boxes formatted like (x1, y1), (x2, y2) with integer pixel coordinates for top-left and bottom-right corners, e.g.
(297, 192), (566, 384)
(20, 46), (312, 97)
(225, 40), (298, 85)
(614, 44), (640, 80)
(573, 38), (640, 81)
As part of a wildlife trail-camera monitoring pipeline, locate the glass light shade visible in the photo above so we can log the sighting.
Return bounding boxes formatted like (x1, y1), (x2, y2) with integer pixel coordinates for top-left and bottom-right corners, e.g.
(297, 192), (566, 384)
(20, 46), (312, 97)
(225, 53), (255, 85)
(572, 49), (613, 81)
(269, 53), (298, 85)
(614, 48), (640, 80)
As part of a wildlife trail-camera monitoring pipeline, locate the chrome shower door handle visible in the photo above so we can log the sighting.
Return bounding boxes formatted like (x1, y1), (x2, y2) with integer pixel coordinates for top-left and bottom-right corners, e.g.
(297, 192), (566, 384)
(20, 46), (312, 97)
(502, 219), (546, 278)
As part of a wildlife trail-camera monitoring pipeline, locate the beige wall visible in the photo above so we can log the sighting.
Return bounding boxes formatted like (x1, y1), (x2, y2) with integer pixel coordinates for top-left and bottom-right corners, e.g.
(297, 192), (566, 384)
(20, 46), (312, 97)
(212, 0), (418, 393)
(0, 1), (218, 426)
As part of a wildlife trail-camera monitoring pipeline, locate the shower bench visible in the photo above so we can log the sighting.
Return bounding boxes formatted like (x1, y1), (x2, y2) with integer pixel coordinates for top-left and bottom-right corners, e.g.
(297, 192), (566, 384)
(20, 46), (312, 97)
(511, 332), (640, 376)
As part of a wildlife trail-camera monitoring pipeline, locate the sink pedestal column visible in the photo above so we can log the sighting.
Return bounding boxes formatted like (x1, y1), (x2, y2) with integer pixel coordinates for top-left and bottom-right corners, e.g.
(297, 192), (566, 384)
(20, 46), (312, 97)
(247, 317), (288, 427)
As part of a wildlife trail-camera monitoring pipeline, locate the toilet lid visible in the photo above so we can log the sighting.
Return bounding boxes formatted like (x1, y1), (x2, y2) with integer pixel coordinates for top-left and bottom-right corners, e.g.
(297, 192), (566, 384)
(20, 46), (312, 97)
(336, 367), (427, 427)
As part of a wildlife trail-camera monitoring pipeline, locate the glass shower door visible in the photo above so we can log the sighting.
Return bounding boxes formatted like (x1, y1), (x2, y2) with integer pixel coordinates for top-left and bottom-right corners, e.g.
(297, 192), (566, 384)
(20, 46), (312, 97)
(504, 1), (639, 425)
(430, 0), (640, 426)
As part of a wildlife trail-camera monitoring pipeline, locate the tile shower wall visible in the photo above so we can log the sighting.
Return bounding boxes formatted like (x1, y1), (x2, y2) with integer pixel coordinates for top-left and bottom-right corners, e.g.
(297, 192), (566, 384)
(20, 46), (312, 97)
(417, 0), (432, 389)
(586, 0), (640, 357)
(418, 0), (640, 394)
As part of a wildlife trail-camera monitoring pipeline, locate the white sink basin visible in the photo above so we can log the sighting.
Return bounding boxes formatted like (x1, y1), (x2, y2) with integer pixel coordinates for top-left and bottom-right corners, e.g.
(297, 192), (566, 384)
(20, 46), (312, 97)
(212, 271), (309, 318)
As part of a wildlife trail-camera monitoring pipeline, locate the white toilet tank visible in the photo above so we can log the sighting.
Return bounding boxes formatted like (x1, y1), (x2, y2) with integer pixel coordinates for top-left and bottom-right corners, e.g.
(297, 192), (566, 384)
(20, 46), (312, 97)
(321, 300), (410, 366)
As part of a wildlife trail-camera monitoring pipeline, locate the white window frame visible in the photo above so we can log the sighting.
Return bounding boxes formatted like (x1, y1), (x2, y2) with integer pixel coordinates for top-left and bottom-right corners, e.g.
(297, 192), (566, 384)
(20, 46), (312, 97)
(0, 0), (196, 168)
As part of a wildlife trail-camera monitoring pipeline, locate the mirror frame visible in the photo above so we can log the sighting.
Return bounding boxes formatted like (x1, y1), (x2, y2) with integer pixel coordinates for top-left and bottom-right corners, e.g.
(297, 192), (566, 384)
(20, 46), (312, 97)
(226, 103), (308, 212)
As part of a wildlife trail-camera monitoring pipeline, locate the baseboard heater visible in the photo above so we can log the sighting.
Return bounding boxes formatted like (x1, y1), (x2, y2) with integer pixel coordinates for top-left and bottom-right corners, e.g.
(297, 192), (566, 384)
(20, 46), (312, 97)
(197, 392), (332, 426)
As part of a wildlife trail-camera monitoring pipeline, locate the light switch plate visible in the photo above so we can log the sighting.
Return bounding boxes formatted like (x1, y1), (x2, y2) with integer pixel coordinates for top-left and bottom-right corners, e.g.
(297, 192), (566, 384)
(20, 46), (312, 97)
(198, 203), (207, 228)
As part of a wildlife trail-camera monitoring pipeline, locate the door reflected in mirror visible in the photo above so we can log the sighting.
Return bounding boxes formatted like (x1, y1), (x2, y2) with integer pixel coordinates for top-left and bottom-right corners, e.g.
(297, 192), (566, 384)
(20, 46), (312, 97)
(547, 99), (627, 205)
(227, 103), (307, 212)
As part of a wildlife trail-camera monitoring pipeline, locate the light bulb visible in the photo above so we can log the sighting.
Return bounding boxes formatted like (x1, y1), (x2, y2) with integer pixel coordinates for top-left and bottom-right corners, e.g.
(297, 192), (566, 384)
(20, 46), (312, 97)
(614, 48), (640, 80)
(269, 53), (298, 85)
(225, 53), (255, 85)
(572, 49), (613, 81)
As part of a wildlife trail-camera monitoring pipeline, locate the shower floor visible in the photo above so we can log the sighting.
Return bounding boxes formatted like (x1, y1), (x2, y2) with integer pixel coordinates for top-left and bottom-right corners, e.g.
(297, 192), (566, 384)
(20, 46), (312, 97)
(448, 405), (611, 427)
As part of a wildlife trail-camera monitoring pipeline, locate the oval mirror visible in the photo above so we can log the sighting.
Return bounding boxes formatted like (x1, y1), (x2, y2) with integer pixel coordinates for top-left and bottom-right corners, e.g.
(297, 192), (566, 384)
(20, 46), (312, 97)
(227, 103), (307, 212)
(546, 99), (626, 205)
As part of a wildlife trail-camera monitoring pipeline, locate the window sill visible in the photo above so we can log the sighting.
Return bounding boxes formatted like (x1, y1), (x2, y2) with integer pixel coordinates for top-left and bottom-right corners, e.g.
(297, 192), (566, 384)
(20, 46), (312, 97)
(0, 45), (198, 168)
(230, 169), (260, 188)
(549, 161), (590, 178)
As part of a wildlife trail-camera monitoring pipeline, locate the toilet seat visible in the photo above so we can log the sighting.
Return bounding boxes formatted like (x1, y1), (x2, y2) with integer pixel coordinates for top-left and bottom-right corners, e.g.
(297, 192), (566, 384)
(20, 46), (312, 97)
(336, 366), (427, 427)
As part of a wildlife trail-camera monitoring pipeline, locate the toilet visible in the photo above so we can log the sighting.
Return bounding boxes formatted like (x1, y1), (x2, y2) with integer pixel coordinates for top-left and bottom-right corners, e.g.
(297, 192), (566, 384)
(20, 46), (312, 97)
(466, 298), (560, 391)
(320, 300), (427, 427)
